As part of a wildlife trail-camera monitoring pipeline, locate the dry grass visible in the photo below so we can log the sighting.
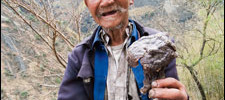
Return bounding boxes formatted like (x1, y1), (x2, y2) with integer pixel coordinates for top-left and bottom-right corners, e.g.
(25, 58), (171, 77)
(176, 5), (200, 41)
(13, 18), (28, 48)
(176, 7), (224, 100)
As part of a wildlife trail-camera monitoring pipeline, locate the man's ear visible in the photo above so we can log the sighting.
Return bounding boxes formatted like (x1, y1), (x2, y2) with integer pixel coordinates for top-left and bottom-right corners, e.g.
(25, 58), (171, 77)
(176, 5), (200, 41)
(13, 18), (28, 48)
(130, 0), (134, 5)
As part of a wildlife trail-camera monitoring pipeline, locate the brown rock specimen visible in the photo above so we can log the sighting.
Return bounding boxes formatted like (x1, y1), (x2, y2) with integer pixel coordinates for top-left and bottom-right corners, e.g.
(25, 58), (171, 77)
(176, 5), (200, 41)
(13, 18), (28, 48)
(127, 32), (177, 94)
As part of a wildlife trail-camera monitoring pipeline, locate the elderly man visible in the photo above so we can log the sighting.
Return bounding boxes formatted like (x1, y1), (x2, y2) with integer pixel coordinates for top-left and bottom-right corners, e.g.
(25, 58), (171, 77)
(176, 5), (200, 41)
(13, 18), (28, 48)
(58, 0), (188, 100)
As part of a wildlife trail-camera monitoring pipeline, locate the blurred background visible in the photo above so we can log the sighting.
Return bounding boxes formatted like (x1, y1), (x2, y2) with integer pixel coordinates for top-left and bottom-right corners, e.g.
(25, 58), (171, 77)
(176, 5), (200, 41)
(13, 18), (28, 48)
(1, 0), (224, 100)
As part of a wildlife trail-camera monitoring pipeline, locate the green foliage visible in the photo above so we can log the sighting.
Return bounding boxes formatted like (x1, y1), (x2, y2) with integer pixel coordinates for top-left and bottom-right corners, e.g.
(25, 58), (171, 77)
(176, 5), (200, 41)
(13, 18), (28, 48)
(20, 91), (28, 99)
(4, 68), (15, 79)
(55, 78), (61, 84)
(21, 72), (28, 78)
(35, 34), (41, 40)
(42, 53), (47, 57)
(40, 64), (45, 72)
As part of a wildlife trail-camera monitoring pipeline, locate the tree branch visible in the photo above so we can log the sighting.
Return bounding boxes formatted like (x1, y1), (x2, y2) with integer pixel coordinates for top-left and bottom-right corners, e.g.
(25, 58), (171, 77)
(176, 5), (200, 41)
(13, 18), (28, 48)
(3, 0), (67, 67)
(52, 24), (66, 68)
(13, 1), (75, 48)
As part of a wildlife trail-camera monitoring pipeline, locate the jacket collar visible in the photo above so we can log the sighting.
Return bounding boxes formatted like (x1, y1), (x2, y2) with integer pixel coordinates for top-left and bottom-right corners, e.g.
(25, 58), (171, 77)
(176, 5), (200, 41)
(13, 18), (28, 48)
(92, 26), (103, 49)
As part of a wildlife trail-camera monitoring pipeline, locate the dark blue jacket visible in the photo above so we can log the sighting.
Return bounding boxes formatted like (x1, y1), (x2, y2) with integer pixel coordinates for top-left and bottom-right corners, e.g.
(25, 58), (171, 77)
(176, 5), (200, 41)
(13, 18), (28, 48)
(57, 20), (179, 100)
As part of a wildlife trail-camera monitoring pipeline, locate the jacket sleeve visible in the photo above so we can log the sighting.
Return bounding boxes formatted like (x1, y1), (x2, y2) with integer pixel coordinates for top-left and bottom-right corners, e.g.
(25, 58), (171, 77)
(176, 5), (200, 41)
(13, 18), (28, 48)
(57, 50), (89, 100)
(164, 59), (179, 80)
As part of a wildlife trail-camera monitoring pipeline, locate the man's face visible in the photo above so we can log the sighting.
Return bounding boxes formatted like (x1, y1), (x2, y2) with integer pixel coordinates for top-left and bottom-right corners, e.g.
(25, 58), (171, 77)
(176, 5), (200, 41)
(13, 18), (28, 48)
(85, 0), (134, 29)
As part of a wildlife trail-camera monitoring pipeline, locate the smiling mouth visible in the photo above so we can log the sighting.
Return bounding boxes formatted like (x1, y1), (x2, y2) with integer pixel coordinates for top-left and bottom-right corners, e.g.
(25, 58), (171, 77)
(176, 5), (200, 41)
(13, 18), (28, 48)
(101, 10), (118, 17)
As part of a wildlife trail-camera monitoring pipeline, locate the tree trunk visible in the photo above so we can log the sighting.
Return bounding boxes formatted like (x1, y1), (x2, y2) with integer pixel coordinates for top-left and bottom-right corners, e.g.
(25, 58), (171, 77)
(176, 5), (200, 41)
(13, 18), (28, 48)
(186, 66), (206, 100)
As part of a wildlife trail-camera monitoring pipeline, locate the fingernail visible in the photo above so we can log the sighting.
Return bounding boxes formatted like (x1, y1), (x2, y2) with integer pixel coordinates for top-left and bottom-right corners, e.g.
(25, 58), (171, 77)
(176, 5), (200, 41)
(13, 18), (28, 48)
(148, 89), (155, 98)
(151, 81), (158, 87)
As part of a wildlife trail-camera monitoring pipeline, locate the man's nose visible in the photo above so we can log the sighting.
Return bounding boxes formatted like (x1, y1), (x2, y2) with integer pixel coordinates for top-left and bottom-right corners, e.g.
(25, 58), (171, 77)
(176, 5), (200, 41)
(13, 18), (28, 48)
(100, 0), (115, 7)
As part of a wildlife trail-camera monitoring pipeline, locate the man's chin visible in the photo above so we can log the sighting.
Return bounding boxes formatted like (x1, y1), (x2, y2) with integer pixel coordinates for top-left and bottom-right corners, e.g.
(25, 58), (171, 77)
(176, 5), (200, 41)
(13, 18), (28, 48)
(100, 20), (126, 30)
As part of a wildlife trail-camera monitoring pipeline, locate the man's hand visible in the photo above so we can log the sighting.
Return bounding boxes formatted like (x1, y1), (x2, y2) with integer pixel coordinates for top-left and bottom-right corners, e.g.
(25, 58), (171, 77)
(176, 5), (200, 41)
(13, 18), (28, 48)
(148, 77), (188, 100)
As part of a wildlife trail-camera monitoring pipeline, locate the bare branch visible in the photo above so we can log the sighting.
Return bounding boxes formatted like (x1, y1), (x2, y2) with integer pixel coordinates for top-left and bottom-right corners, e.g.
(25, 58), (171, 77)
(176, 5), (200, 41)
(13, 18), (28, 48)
(13, 1), (75, 48)
(3, 0), (67, 67)
(40, 84), (59, 88)
(52, 24), (66, 68)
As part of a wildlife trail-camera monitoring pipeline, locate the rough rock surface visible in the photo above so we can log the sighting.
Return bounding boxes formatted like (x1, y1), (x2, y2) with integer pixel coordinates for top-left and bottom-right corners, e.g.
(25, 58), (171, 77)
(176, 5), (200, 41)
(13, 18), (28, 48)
(127, 32), (177, 94)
